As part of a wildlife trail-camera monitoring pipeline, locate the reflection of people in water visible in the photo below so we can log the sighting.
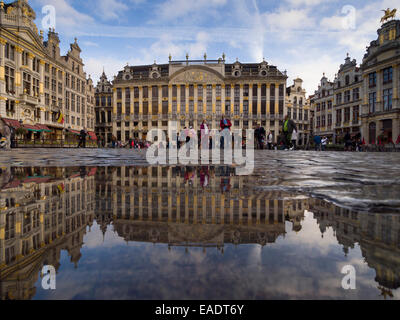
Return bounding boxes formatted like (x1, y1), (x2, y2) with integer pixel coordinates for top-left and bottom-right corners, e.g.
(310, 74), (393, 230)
(220, 177), (231, 192)
(184, 167), (196, 184)
(200, 167), (209, 188)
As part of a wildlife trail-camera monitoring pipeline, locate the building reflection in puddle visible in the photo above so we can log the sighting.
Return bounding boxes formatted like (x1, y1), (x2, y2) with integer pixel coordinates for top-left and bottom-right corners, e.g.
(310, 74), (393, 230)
(0, 166), (399, 300)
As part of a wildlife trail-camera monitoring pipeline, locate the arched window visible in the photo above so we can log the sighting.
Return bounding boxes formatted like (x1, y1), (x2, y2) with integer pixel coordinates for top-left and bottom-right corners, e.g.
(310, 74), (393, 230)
(293, 97), (297, 105)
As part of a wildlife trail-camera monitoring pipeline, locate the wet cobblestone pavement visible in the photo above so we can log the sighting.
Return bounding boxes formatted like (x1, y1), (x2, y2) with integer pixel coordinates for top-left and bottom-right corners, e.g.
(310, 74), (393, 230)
(1, 149), (400, 213)
(1, 150), (400, 299)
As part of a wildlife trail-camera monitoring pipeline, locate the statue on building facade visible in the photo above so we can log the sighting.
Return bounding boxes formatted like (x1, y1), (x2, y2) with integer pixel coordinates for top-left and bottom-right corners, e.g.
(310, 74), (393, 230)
(381, 8), (397, 24)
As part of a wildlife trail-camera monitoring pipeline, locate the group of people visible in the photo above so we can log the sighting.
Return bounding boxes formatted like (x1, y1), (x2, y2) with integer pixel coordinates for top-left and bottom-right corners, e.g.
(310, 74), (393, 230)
(313, 135), (329, 151)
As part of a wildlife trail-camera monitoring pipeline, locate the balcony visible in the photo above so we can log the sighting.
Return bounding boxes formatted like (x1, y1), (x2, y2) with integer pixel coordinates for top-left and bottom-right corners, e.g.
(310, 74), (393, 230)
(20, 93), (39, 105)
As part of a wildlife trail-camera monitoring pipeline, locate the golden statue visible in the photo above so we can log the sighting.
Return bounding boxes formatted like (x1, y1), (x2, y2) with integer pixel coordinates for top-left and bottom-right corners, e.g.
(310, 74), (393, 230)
(381, 8), (397, 23)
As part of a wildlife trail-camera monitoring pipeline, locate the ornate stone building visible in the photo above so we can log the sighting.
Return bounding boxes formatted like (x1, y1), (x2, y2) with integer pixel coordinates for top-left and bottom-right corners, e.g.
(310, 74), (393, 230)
(311, 14), (400, 145)
(311, 74), (335, 140)
(0, 0), (96, 143)
(106, 56), (287, 144)
(0, 166), (96, 299)
(361, 18), (400, 144)
(333, 55), (362, 141)
(95, 71), (113, 145)
(285, 78), (311, 146)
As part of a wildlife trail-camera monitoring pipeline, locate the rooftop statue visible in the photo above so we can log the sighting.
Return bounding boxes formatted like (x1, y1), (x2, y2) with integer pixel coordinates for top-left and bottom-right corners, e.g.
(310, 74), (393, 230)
(381, 8), (397, 24)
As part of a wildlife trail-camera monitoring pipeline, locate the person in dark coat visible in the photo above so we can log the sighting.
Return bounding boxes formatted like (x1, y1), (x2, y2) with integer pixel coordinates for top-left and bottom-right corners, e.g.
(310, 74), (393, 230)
(282, 115), (297, 149)
(78, 129), (87, 148)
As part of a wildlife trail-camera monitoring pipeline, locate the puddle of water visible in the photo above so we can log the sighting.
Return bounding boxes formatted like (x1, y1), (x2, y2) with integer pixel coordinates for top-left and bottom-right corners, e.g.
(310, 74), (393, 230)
(0, 165), (399, 300)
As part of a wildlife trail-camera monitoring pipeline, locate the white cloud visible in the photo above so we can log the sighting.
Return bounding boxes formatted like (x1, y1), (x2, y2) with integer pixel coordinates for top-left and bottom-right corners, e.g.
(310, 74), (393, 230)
(154, 0), (227, 22)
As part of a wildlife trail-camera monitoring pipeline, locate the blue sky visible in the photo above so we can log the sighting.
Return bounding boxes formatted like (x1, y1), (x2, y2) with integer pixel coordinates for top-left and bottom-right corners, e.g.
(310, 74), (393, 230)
(25, 0), (399, 95)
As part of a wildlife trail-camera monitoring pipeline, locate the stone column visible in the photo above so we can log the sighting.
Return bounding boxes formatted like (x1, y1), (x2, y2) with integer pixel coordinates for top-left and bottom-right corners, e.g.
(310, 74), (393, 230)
(376, 70), (382, 112)
(212, 84), (216, 114)
(121, 88), (126, 142)
(15, 46), (23, 97)
(249, 84), (253, 116)
(177, 85), (181, 115)
(185, 85), (189, 118)
(221, 84), (226, 115)
(266, 83), (271, 114)
(257, 84), (261, 116)
(393, 64), (399, 101)
(0, 39), (7, 116)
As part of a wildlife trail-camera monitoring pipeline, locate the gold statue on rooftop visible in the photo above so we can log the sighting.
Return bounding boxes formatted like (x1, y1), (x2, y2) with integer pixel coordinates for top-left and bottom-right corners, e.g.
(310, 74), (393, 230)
(381, 8), (397, 24)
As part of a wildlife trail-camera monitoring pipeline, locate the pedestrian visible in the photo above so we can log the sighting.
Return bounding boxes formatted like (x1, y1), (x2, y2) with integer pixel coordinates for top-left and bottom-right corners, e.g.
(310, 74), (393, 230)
(321, 136), (328, 151)
(267, 131), (273, 150)
(282, 115), (297, 150)
(291, 129), (298, 150)
(78, 128), (87, 148)
(200, 120), (209, 150)
(220, 115), (232, 149)
(344, 131), (352, 151)
(313, 135), (322, 151)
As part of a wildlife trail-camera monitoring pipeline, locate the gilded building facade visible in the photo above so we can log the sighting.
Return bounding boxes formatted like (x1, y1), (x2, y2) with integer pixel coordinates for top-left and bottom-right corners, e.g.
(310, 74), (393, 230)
(333, 55), (362, 140)
(0, 0), (96, 143)
(311, 74), (334, 139)
(95, 165), (307, 248)
(0, 166), (96, 300)
(361, 19), (400, 144)
(312, 199), (400, 294)
(285, 78), (311, 145)
(311, 16), (400, 145)
(106, 57), (287, 144)
(94, 71), (113, 145)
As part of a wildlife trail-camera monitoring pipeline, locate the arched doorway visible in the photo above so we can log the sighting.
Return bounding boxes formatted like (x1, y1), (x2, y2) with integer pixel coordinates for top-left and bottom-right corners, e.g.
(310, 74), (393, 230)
(369, 122), (376, 144)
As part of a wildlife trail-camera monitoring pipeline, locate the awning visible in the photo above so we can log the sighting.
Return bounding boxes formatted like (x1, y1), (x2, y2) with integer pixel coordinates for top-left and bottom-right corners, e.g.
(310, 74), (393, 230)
(67, 129), (80, 135)
(35, 124), (52, 133)
(88, 131), (98, 141)
(23, 124), (42, 132)
(2, 118), (22, 129)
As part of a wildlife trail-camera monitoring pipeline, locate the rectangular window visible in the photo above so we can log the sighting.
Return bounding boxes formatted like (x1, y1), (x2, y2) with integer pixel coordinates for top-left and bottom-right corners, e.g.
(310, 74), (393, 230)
(321, 115), (326, 127)
(328, 114), (332, 126)
(369, 72), (377, 87)
(336, 93), (342, 104)
(336, 109), (342, 125)
(353, 106), (359, 123)
(383, 88), (393, 111)
(344, 90), (351, 103)
(353, 88), (360, 101)
(344, 107), (350, 123)
(5, 66), (15, 94)
(23, 72), (31, 95)
(369, 92), (376, 113)
(383, 67), (393, 84)
(5, 43), (15, 61)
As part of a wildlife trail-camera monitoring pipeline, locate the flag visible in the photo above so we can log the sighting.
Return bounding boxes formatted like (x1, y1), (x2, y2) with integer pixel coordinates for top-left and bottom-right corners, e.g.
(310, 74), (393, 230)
(57, 183), (65, 193)
(57, 112), (64, 124)
(397, 135), (400, 145)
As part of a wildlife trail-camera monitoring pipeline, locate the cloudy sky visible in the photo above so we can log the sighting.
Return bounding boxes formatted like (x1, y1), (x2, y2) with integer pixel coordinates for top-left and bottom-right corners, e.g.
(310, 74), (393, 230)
(27, 0), (399, 95)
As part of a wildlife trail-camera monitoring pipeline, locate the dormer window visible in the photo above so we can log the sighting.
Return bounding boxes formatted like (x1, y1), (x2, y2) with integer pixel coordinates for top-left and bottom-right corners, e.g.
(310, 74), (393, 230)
(52, 45), (56, 58)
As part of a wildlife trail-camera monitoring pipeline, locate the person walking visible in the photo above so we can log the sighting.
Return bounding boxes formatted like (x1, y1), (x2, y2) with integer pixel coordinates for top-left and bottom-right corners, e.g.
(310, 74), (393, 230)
(220, 116), (232, 149)
(321, 136), (328, 151)
(313, 135), (322, 151)
(282, 115), (297, 150)
(200, 120), (209, 150)
(291, 129), (298, 151)
(267, 131), (273, 150)
(78, 128), (87, 148)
